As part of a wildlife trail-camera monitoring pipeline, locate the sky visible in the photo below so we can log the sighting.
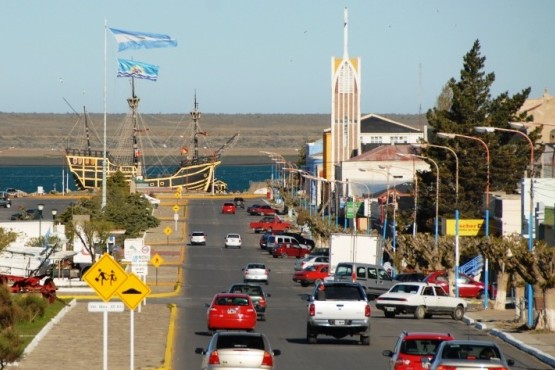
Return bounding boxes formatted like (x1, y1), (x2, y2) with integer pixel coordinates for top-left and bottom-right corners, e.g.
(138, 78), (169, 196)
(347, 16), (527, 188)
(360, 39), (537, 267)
(2, 1), (555, 115)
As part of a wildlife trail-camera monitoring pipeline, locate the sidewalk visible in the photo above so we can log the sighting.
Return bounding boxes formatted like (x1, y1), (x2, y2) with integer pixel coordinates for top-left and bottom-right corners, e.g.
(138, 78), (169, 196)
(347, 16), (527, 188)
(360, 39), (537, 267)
(464, 303), (555, 368)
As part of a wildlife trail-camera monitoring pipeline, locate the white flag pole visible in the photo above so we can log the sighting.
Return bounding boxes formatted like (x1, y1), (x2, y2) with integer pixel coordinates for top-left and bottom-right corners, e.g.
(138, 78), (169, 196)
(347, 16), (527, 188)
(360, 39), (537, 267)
(102, 19), (107, 209)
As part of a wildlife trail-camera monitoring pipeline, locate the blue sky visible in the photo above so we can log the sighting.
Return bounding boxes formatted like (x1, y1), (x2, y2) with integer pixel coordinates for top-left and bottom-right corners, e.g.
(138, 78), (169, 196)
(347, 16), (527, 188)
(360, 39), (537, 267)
(3, 1), (554, 114)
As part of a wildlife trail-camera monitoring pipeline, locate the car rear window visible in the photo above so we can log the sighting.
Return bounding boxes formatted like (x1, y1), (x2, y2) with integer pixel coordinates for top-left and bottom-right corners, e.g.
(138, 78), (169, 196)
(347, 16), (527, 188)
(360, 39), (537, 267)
(323, 285), (364, 300)
(401, 339), (445, 355)
(217, 335), (265, 350)
(216, 296), (250, 306)
(248, 264), (265, 269)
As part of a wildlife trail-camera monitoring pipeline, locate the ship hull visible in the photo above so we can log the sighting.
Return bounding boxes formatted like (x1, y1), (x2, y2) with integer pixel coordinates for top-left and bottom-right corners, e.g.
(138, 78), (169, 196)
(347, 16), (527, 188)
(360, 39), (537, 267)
(66, 149), (220, 192)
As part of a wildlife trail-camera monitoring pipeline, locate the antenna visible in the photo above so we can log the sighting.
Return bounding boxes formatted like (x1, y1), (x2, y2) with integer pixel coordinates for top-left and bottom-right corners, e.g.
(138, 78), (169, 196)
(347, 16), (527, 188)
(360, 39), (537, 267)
(418, 63), (422, 116)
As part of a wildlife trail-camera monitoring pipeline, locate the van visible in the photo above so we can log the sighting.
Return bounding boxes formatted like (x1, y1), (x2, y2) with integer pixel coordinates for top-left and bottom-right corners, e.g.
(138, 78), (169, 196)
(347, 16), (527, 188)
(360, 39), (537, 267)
(266, 235), (301, 255)
(333, 262), (396, 299)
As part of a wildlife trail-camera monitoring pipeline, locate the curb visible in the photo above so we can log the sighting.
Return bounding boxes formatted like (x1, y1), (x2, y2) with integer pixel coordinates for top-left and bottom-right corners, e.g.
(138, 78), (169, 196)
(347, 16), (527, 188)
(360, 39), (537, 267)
(464, 315), (555, 368)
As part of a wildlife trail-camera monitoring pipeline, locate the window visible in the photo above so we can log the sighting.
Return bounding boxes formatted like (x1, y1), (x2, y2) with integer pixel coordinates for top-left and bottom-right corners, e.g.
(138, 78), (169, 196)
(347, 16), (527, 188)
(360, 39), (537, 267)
(367, 268), (377, 279)
(378, 268), (392, 281)
(335, 265), (353, 277)
(357, 267), (366, 278)
(217, 335), (265, 350)
(434, 286), (448, 296)
(423, 287), (434, 296)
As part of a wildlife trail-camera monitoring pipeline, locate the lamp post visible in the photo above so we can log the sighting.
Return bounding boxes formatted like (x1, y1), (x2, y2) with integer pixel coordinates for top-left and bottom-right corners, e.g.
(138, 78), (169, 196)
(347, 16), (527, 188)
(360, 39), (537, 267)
(37, 203), (44, 241)
(398, 153), (440, 250)
(475, 125), (535, 326)
(51, 208), (58, 231)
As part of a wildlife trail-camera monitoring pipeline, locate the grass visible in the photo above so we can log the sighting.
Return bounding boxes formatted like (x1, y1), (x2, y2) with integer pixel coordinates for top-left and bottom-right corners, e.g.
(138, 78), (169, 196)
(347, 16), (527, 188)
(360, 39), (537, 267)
(15, 298), (70, 348)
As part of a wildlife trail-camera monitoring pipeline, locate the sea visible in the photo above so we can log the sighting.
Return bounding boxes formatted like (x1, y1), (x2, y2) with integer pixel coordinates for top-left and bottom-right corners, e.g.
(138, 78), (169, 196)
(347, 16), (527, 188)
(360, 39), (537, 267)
(0, 164), (273, 194)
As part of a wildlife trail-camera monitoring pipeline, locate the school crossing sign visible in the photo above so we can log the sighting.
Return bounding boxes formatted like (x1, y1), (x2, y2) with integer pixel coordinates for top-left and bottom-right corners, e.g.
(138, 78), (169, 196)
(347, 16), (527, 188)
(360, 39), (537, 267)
(83, 253), (128, 301)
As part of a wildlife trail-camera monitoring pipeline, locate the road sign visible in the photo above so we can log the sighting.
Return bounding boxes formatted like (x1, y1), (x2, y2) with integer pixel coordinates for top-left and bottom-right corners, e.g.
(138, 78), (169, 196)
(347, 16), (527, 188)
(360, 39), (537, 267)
(129, 245), (151, 263)
(131, 262), (148, 276)
(124, 238), (145, 261)
(83, 253), (128, 301)
(172, 205), (180, 213)
(151, 253), (164, 268)
(88, 301), (125, 313)
(117, 272), (151, 310)
(164, 227), (172, 236)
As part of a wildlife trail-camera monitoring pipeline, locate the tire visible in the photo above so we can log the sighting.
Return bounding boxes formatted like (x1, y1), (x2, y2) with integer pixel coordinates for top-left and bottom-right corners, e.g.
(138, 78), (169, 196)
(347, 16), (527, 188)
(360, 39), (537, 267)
(414, 305), (426, 320)
(360, 335), (370, 346)
(306, 324), (317, 344)
(272, 254), (278, 258)
(281, 252), (287, 258)
(300, 282), (309, 287)
(267, 228), (273, 233)
(384, 311), (395, 318)
(425, 313), (433, 319)
(452, 305), (464, 321)
(477, 291), (485, 300)
(224, 245), (228, 249)
(314, 279), (323, 286)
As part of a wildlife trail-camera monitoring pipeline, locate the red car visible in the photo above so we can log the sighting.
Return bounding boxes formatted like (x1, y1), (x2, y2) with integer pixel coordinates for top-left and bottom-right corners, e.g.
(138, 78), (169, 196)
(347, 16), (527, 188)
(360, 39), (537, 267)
(424, 270), (496, 299)
(248, 204), (276, 216)
(206, 293), (257, 332)
(292, 264), (330, 287)
(382, 331), (455, 370)
(272, 242), (311, 258)
(222, 202), (236, 214)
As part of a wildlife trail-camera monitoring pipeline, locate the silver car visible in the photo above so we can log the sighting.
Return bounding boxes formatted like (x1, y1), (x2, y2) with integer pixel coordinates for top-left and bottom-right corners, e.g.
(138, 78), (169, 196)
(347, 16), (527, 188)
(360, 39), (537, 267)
(424, 339), (515, 369)
(242, 263), (270, 285)
(224, 233), (242, 248)
(195, 331), (281, 370)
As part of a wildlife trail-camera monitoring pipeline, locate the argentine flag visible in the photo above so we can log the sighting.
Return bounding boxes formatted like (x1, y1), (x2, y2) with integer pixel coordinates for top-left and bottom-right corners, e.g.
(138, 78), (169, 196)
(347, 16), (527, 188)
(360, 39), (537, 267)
(110, 28), (177, 52)
(117, 59), (159, 81)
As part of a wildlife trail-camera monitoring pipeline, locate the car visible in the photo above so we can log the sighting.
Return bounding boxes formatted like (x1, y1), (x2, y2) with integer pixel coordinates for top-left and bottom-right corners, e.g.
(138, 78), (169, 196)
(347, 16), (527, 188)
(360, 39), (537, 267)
(233, 197), (245, 209)
(294, 255), (330, 271)
(382, 331), (455, 370)
(190, 231), (207, 245)
(0, 195), (12, 208)
(195, 331), (281, 370)
(423, 339), (515, 370)
(5, 188), (20, 198)
(395, 272), (427, 282)
(424, 270), (495, 299)
(242, 263), (270, 285)
(227, 283), (271, 320)
(271, 242), (312, 258)
(246, 204), (261, 214)
(259, 232), (274, 249)
(248, 204), (276, 216)
(249, 216), (290, 234)
(224, 233), (242, 248)
(375, 282), (467, 320)
(222, 202), (236, 214)
(292, 264), (329, 287)
(206, 293), (257, 332)
(281, 232), (315, 249)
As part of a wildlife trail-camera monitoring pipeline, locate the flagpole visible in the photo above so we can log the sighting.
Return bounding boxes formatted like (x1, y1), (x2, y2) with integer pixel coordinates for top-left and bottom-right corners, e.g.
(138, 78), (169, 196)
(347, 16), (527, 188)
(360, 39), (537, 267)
(102, 19), (107, 209)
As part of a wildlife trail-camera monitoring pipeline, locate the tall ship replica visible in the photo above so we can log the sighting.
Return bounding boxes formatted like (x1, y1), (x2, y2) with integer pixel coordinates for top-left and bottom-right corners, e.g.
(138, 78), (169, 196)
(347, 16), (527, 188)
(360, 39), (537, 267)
(65, 84), (238, 193)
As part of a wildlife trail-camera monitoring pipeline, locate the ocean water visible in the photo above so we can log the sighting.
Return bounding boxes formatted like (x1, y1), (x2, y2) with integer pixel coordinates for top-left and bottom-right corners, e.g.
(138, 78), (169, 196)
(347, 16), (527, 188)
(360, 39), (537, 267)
(0, 164), (272, 194)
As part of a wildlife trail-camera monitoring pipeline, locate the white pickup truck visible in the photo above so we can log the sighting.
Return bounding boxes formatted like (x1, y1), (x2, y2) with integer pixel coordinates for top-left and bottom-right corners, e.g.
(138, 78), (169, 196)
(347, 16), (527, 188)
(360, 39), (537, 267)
(375, 282), (467, 320)
(305, 282), (371, 345)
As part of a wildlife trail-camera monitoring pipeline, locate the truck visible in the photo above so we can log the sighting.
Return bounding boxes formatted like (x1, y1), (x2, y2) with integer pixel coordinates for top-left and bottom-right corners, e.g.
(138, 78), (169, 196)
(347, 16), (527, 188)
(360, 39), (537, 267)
(305, 281), (371, 345)
(328, 233), (383, 274)
(249, 216), (291, 233)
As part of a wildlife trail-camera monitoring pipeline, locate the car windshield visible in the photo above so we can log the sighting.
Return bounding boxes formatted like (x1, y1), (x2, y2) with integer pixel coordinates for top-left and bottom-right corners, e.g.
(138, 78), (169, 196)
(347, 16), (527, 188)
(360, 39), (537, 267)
(217, 335), (265, 350)
(401, 339), (445, 355)
(441, 344), (500, 360)
(335, 265), (353, 277)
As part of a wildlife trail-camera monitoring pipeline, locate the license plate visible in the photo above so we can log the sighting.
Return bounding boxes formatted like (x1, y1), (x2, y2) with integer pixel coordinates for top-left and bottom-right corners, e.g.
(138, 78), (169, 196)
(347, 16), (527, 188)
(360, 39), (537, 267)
(227, 309), (236, 314)
(385, 307), (395, 312)
(335, 320), (345, 325)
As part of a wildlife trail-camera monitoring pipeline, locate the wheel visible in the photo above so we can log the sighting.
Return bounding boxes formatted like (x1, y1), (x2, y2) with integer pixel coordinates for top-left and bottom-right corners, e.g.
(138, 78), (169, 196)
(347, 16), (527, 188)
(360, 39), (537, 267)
(452, 305), (464, 320)
(267, 228), (273, 233)
(281, 252), (287, 258)
(224, 245), (228, 248)
(477, 291), (485, 300)
(272, 254), (278, 258)
(314, 279), (323, 286)
(384, 311), (395, 318)
(360, 335), (370, 345)
(306, 324), (317, 344)
(265, 280), (268, 285)
(425, 313), (433, 319)
(300, 282), (309, 287)
(414, 305), (426, 320)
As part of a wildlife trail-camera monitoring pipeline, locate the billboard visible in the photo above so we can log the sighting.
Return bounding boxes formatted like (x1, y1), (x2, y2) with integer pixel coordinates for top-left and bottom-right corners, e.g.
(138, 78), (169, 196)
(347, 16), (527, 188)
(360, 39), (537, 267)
(444, 219), (485, 236)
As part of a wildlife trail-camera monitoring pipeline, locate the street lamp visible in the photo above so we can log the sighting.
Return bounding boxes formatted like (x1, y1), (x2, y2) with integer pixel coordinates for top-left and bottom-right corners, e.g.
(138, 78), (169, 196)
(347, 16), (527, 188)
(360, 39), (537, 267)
(438, 132), (490, 306)
(413, 142), (460, 297)
(37, 203), (44, 240)
(475, 125), (535, 327)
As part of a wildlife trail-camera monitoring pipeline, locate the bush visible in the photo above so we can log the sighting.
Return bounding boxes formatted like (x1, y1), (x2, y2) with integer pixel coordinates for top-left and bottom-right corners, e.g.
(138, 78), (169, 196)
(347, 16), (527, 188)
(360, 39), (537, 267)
(12, 294), (47, 323)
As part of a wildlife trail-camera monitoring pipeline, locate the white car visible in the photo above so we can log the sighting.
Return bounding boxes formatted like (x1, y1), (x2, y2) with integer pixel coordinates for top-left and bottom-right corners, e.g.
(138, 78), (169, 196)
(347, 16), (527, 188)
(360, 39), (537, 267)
(190, 231), (207, 246)
(195, 331), (281, 369)
(224, 233), (242, 248)
(294, 255), (329, 271)
(242, 263), (270, 285)
(375, 282), (467, 320)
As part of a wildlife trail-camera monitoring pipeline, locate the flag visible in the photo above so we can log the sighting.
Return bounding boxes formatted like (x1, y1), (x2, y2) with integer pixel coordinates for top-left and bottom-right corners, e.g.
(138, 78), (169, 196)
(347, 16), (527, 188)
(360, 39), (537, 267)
(109, 28), (177, 52)
(117, 59), (159, 81)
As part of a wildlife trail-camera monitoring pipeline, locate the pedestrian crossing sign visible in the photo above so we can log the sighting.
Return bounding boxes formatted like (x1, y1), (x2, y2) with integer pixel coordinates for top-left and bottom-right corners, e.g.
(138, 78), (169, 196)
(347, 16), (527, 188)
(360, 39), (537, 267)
(83, 253), (128, 301)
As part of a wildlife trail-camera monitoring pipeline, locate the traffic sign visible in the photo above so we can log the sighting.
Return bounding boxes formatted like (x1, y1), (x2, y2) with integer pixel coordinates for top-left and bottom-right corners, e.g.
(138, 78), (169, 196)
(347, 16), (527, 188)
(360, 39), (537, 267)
(131, 262), (148, 276)
(164, 227), (172, 236)
(83, 253), (128, 301)
(88, 301), (125, 313)
(151, 253), (164, 268)
(116, 272), (151, 310)
(172, 205), (180, 213)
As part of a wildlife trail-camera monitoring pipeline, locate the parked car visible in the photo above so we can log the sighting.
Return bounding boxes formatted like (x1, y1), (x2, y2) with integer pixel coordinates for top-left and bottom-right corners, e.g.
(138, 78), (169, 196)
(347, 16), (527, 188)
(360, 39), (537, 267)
(206, 293), (257, 332)
(233, 197), (245, 209)
(0, 195), (12, 209)
(190, 231), (207, 246)
(424, 270), (495, 299)
(271, 242), (311, 259)
(195, 331), (281, 370)
(423, 339), (515, 370)
(334, 262), (397, 299)
(382, 331), (455, 370)
(224, 233), (242, 248)
(248, 204), (276, 216)
(242, 263), (270, 285)
(292, 264), (329, 287)
(249, 217), (290, 234)
(281, 232), (315, 249)
(227, 283), (271, 320)
(5, 188), (20, 198)
(294, 255), (329, 271)
(221, 202), (236, 214)
(395, 272), (427, 282)
(375, 282), (467, 320)
(246, 204), (262, 214)
(11, 209), (40, 220)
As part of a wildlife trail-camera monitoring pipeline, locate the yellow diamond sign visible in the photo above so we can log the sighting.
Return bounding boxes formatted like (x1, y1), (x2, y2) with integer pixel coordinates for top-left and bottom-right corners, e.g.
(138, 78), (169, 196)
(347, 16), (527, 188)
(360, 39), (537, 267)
(151, 253), (164, 268)
(83, 253), (128, 301)
(172, 205), (180, 213)
(164, 227), (172, 236)
(117, 273), (151, 310)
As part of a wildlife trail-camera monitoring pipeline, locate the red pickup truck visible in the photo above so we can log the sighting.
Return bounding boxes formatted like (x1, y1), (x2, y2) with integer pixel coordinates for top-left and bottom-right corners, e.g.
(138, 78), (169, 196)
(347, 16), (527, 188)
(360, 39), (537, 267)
(249, 217), (291, 233)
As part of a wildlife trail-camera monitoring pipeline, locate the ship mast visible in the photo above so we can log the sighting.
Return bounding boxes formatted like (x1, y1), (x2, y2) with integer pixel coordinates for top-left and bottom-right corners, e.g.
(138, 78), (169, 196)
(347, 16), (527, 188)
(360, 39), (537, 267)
(128, 78), (142, 176)
(190, 93), (206, 163)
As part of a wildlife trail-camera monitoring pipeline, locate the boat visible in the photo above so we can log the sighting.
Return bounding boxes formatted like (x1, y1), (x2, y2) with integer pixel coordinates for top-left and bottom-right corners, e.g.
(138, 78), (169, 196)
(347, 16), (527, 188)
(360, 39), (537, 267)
(65, 82), (239, 192)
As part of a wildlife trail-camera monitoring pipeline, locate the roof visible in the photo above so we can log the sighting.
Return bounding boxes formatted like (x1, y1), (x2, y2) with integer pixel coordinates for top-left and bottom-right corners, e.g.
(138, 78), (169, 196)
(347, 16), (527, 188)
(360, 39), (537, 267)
(346, 144), (416, 162)
(360, 113), (423, 134)
(402, 332), (455, 339)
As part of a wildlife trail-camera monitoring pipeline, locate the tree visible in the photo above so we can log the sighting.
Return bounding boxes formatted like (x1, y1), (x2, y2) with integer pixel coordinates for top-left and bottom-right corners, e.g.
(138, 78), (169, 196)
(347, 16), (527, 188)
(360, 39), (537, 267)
(0, 229), (17, 255)
(0, 285), (24, 369)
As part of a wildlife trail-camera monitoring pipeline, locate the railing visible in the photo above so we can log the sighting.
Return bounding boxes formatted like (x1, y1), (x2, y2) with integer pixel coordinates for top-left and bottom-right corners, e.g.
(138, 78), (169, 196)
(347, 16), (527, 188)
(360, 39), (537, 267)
(459, 255), (483, 277)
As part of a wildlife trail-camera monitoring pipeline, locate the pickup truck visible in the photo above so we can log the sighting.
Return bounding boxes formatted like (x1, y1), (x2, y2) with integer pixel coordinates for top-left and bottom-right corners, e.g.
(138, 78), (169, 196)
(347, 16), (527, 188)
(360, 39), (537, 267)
(249, 217), (291, 233)
(305, 282), (371, 345)
(375, 282), (467, 320)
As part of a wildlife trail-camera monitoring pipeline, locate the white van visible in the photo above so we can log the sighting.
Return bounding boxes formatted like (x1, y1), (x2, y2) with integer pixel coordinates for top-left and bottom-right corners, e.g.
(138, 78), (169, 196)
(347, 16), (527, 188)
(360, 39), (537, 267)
(334, 262), (397, 299)
(266, 235), (300, 255)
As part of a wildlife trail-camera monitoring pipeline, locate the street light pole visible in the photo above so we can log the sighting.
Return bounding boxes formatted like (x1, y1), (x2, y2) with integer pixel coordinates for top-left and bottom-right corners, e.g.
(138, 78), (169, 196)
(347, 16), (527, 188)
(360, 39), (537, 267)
(475, 125), (535, 326)
(37, 203), (44, 242)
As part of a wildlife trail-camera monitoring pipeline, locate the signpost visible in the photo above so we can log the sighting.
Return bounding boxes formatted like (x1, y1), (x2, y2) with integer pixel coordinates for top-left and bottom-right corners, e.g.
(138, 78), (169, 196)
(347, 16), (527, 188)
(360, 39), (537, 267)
(164, 226), (172, 246)
(151, 253), (165, 285)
